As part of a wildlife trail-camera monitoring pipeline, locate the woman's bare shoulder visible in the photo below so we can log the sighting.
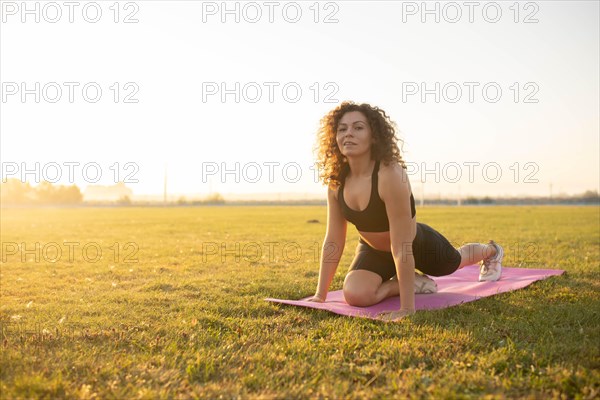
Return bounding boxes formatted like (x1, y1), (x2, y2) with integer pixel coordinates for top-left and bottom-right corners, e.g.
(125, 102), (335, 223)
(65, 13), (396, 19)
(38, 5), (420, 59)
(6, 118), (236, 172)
(327, 183), (341, 202)
(379, 160), (412, 201)
(379, 160), (408, 179)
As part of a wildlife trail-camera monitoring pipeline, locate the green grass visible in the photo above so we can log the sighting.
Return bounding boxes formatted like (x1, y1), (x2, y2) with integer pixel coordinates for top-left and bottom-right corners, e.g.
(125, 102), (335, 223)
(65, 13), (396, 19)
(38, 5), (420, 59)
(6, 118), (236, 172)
(1, 205), (598, 399)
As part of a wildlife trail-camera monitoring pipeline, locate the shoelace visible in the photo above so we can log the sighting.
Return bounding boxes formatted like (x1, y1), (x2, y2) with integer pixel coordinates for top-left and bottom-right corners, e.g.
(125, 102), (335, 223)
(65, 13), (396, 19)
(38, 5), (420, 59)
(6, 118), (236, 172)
(481, 247), (499, 274)
(480, 240), (503, 280)
(480, 258), (491, 274)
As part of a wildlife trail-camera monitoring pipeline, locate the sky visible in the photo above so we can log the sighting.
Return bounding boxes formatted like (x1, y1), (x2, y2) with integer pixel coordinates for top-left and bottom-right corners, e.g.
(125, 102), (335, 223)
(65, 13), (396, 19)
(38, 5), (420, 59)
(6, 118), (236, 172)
(1, 0), (598, 200)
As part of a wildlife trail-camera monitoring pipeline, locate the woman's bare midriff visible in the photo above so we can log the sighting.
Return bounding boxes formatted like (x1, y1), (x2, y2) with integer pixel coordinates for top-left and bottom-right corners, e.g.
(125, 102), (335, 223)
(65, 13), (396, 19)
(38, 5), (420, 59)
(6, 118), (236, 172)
(357, 231), (392, 252)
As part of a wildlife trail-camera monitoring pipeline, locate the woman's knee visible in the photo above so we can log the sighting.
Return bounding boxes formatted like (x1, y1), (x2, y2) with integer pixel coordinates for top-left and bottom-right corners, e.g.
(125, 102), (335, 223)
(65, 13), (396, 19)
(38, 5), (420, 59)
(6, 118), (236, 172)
(343, 286), (377, 307)
(343, 270), (380, 306)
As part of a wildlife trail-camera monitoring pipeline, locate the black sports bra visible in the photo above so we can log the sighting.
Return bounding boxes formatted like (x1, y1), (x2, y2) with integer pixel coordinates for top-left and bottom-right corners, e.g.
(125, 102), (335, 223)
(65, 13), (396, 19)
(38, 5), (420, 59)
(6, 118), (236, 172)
(338, 160), (416, 232)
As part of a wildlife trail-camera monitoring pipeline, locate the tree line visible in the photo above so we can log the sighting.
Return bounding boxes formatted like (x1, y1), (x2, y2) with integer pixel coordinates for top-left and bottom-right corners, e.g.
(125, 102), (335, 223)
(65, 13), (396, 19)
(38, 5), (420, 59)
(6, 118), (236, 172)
(1, 179), (83, 205)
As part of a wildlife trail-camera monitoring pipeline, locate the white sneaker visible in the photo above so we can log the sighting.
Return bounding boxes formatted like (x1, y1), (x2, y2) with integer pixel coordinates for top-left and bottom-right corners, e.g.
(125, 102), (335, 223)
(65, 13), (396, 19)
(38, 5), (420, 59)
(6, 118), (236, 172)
(478, 240), (504, 282)
(414, 272), (437, 294)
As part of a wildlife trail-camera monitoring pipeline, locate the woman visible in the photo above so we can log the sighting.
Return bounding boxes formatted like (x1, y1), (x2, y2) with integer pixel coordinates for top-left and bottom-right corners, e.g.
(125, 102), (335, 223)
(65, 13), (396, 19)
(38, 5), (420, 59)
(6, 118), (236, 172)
(307, 101), (504, 322)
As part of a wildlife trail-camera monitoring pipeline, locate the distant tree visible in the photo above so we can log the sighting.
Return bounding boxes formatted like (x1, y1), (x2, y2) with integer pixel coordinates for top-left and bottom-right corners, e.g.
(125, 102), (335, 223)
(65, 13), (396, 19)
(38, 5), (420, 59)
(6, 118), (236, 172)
(0, 179), (35, 204)
(52, 184), (83, 203)
(1, 180), (83, 205)
(34, 181), (83, 204)
(177, 196), (188, 205)
(35, 181), (54, 203)
(204, 193), (225, 204)
(464, 196), (479, 205)
(581, 190), (600, 201)
(63, 184), (83, 203)
(117, 195), (132, 206)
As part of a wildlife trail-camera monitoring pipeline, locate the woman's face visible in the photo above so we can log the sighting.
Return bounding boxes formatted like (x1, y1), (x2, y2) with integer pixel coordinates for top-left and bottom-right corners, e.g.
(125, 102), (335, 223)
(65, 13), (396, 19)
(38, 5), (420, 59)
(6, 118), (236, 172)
(336, 111), (373, 158)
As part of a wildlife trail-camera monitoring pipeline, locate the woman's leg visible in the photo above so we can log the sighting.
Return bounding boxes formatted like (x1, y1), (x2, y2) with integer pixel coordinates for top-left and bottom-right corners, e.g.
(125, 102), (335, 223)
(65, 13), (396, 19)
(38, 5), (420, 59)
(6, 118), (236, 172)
(343, 270), (400, 307)
(343, 239), (400, 306)
(413, 223), (463, 277)
(456, 242), (498, 269)
(346, 242), (501, 306)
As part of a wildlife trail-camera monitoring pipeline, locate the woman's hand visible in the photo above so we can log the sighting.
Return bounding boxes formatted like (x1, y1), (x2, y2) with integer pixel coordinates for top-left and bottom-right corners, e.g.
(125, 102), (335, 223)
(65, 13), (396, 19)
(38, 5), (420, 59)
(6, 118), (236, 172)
(306, 294), (326, 303)
(376, 308), (415, 322)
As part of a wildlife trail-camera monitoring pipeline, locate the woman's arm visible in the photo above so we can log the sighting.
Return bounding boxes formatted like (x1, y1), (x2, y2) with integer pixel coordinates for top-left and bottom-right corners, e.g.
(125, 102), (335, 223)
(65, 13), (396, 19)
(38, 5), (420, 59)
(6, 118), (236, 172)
(314, 238), (345, 299)
(380, 163), (418, 314)
(311, 186), (348, 301)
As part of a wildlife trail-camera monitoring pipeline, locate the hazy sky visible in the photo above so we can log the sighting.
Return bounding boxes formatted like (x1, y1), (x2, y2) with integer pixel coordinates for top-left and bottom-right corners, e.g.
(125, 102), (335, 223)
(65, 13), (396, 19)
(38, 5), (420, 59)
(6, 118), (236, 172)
(1, 0), (598, 199)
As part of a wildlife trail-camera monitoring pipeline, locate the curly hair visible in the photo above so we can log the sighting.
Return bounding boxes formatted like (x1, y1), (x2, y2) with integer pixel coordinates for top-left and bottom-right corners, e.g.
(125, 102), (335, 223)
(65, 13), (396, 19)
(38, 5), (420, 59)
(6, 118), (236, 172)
(313, 101), (407, 189)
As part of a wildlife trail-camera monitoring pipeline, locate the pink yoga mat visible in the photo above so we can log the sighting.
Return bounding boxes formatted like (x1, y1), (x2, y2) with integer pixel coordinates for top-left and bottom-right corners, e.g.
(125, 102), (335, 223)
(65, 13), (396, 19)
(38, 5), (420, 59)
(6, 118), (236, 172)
(265, 265), (565, 320)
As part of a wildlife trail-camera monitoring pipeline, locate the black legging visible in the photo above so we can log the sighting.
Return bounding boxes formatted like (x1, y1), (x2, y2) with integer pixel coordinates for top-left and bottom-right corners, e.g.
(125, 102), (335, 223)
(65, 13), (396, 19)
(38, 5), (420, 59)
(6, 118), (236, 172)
(348, 223), (462, 281)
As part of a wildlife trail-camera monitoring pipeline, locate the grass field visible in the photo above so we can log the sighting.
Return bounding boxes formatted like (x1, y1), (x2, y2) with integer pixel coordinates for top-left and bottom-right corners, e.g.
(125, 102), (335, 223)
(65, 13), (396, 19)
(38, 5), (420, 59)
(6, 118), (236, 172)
(1, 205), (598, 399)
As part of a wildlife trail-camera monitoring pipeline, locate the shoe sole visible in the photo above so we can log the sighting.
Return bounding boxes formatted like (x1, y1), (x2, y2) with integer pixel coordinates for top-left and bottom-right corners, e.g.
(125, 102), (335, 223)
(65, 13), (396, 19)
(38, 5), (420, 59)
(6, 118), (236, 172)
(478, 241), (504, 282)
